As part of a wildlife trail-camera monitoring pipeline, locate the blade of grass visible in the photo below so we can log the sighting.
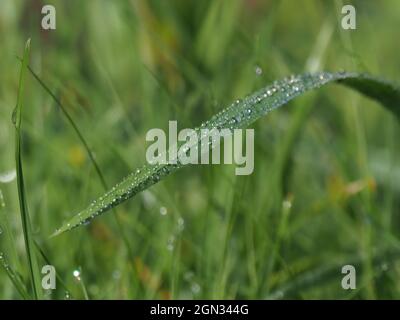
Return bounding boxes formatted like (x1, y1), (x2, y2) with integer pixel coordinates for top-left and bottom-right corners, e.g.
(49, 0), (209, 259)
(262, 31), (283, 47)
(54, 71), (400, 236)
(14, 39), (43, 299)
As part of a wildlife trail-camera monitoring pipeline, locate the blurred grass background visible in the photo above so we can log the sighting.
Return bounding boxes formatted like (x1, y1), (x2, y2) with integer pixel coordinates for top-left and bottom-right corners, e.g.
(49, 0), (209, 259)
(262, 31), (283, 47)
(0, 0), (399, 299)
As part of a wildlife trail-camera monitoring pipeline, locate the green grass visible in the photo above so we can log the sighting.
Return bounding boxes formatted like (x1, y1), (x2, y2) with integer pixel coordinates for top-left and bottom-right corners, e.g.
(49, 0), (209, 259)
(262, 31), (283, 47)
(54, 71), (400, 236)
(13, 39), (42, 299)
(0, 0), (399, 300)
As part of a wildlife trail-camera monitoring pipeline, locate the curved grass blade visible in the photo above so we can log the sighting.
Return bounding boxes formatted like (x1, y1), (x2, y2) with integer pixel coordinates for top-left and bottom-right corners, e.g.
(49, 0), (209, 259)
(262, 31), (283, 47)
(54, 71), (400, 236)
(14, 39), (43, 299)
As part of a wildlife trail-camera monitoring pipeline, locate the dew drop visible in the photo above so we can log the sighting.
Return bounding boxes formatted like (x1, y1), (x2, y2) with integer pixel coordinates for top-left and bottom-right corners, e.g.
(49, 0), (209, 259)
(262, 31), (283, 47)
(177, 217), (185, 231)
(0, 252), (9, 270)
(191, 283), (201, 294)
(73, 269), (81, 281)
(255, 65), (263, 76)
(283, 199), (292, 210)
(160, 206), (168, 216)
(0, 170), (16, 184)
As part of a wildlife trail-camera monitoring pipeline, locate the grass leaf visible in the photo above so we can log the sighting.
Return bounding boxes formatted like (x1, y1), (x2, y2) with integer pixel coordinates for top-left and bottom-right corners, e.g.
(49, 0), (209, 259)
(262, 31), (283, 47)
(14, 39), (43, 299)
(54, 71), (400, 236)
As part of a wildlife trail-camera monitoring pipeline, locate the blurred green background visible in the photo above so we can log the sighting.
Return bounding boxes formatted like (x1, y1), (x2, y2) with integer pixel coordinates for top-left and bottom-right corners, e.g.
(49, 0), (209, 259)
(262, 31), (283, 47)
(0, 0), (399, 299)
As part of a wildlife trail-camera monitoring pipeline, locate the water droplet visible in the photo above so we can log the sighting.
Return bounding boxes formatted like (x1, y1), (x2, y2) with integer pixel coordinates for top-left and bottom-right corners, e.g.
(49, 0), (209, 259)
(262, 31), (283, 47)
(191, 283), (201, 294)
(64, 291), (71, 300)
(0, 252), (9, 269)
(0, 169), (16, 184)
(160, 206), (167, 216)
(73, 269), (81, 281)
(255, 65), (263, 76)
(177, 218), (185, 231)
(283, 199), (292, 210)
